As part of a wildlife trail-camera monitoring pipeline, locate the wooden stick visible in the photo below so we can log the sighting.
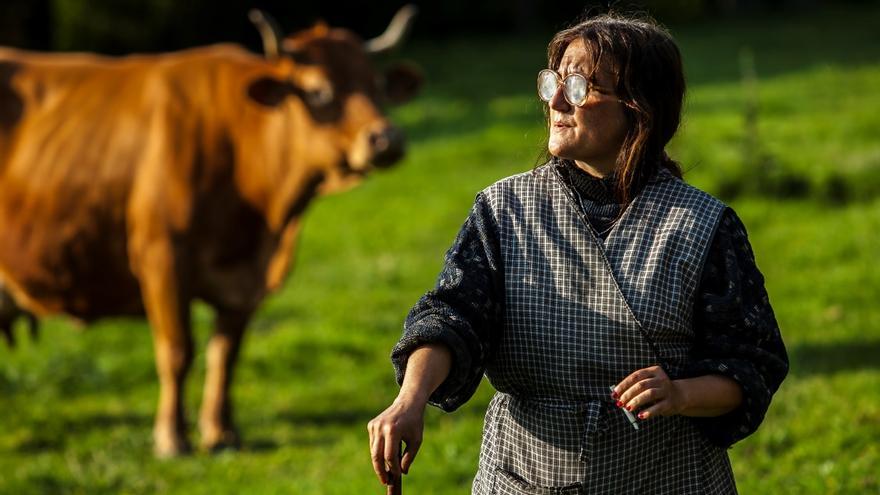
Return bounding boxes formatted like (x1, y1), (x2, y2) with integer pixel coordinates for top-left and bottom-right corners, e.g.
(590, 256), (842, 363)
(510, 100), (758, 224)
(386, 474), (401, 495)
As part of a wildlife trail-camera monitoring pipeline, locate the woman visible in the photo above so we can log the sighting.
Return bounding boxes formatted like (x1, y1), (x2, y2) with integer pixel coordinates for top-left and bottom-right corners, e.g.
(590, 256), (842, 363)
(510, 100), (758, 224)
(368, 13), (788, 494)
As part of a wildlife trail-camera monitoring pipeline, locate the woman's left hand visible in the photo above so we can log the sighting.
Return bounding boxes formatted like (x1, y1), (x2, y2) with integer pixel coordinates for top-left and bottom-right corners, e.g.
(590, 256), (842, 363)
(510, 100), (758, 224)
(612, 365), (685, 421)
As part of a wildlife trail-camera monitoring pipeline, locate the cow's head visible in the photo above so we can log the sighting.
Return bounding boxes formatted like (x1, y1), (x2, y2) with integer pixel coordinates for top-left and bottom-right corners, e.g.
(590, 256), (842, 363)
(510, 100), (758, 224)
(246, 6), (422, 192)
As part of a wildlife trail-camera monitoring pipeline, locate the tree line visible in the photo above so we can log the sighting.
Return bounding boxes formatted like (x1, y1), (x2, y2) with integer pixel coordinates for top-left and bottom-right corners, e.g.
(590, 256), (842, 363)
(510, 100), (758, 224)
(0, 0), (870, 53)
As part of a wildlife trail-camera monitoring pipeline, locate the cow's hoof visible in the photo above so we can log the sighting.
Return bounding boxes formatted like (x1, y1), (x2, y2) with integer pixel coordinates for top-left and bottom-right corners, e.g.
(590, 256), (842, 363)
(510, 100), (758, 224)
(201, 428), (241, 453)
(154, 431), (192, 458)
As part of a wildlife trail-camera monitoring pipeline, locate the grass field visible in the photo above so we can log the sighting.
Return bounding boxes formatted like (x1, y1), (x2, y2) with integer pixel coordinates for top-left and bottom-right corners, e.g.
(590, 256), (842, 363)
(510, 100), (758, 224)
(1, 5), (879, 494)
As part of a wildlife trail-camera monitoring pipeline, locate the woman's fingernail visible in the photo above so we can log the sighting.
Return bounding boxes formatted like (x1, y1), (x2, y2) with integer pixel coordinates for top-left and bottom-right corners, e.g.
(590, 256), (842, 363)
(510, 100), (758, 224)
(616, 401), (623, 407)
(638, 412), (646, 419)
(611, 391), (619, 399)
(627, 405), (634, 411)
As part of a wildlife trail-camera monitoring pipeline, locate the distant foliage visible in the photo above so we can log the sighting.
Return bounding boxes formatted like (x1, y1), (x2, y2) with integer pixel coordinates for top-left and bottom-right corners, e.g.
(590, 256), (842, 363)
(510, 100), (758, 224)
(3, 0), (874, 53)
(50, 0), (231, 53)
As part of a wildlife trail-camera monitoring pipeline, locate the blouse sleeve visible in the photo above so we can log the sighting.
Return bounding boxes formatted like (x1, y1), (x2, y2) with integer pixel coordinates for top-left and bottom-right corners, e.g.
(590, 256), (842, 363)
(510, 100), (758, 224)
(390, 192), (504, 412)
(680, 207), (789, 448)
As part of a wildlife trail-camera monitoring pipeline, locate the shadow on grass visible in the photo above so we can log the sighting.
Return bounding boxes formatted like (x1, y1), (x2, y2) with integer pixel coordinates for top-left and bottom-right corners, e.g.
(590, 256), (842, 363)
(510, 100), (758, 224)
(277, 408), (375, 428)
(14, 435), (65, 453)
(788, 339), (880, 376)
(13, 411), (150, 453)
(241, 437), (281, 452)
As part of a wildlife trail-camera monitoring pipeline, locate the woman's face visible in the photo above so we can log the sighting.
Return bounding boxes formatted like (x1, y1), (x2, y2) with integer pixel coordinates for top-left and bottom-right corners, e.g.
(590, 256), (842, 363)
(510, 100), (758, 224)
(547, 38), (629, 177)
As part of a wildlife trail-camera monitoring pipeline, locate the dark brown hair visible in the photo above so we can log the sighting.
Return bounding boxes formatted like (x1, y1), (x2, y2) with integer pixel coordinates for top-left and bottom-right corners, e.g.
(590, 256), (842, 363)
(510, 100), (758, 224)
(544, 13), (685, 207)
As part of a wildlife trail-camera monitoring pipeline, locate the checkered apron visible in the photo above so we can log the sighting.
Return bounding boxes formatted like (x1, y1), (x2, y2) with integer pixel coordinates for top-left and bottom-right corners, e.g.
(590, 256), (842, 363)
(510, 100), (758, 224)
(473, 164), (736, 494)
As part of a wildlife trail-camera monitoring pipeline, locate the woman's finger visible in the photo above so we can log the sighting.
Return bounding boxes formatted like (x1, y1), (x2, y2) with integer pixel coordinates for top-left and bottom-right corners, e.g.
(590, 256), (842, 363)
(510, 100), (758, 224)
(616, 377), (663, 406)
(635, 399), (673, 420)
(400, 438), (422, 474)
(625, 385), (664, 411)
(370, 428), (387, 485)
(384, 432), (402, 481)
(612, 365), (662, 398)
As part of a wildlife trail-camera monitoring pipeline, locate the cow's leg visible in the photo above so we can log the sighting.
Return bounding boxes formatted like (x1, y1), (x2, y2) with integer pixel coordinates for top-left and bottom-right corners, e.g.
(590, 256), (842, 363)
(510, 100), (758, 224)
(139, 243), (194, 458)
(199, 308), (251, 451)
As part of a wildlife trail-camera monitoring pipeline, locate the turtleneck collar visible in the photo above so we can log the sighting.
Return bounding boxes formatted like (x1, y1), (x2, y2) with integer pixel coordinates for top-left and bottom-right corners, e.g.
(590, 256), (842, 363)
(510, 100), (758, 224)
(555, 159), (618, 206)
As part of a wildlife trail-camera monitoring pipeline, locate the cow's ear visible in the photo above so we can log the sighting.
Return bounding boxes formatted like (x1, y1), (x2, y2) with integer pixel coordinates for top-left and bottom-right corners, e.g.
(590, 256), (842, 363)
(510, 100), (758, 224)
(383, 62), (423, 105)
(247, 76), (295, 107)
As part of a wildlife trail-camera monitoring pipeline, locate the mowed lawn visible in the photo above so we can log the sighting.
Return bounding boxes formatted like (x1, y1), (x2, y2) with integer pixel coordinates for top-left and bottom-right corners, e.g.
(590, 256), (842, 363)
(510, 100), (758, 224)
(1, 6), (878, 494)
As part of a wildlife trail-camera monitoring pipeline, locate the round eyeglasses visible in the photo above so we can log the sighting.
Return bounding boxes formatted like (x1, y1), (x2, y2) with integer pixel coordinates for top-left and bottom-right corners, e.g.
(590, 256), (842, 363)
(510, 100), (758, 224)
(537, 69), (593, 107)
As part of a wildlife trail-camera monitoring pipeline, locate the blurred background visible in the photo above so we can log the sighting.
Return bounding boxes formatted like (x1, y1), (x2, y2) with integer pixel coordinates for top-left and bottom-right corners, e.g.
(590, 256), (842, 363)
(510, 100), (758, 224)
(1, 0), (878, 493)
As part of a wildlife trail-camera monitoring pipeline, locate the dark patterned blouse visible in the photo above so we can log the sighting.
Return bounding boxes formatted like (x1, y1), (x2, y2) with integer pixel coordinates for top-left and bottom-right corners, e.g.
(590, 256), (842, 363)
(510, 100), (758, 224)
(392, 161), (789, 448)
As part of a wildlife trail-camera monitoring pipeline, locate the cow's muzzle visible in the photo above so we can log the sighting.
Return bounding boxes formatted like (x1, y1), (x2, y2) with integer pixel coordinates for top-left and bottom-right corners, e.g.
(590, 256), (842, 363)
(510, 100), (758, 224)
(367, 124), (405, 168)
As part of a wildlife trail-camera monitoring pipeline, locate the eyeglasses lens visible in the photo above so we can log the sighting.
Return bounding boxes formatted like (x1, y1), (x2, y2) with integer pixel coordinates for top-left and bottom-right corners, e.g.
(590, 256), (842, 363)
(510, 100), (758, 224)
(563, 74), (587, 106)
(538, 71), (558, 102)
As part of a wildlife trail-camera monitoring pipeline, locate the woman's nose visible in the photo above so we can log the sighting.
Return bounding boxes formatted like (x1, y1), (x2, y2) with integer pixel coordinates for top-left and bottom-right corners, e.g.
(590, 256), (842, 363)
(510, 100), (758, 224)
(549, 85), (571, 112)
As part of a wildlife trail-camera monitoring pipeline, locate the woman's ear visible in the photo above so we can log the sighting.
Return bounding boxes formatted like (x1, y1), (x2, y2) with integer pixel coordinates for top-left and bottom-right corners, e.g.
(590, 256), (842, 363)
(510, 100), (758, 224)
(382, 62), (423, 105)
(247, 76), (295, 107)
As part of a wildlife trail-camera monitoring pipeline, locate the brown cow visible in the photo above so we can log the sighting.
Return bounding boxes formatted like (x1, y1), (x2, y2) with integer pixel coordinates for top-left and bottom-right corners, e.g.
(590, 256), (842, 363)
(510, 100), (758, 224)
(0, 6), (421, 456)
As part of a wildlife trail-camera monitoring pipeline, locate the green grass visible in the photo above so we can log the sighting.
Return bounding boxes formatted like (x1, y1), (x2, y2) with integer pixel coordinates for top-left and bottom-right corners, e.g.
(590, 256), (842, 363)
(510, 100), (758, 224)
(2, 5), (879, 494)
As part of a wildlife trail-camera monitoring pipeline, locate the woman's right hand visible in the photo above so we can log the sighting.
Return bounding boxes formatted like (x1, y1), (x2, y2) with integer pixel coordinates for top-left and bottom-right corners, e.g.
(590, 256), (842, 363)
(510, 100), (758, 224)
(368, 343), (452, 485)
(368, 397), (426, 486)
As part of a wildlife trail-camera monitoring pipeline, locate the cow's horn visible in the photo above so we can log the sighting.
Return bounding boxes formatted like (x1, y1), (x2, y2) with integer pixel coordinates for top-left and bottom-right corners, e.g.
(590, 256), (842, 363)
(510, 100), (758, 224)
(249, 9), (283, 59)
(365, 4), (418, 55)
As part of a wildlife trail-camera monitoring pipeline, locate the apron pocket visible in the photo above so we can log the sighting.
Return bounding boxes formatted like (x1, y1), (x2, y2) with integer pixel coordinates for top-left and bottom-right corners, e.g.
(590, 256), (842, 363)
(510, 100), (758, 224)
(489, 394), (606, 490)
(494, 468), (582, 495)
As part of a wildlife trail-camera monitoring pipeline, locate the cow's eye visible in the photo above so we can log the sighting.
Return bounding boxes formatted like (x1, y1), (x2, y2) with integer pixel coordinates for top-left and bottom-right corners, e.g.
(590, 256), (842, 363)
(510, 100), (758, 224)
(305, 86), (334, 107)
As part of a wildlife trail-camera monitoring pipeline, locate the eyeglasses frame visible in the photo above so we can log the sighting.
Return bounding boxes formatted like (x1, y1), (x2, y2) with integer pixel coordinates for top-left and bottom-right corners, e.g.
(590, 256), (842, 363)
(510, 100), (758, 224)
(536, 68), (617, 107)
